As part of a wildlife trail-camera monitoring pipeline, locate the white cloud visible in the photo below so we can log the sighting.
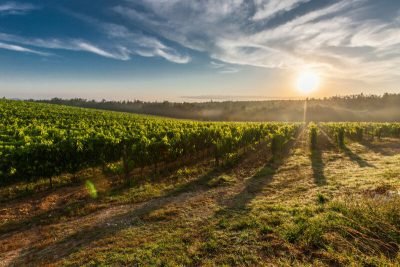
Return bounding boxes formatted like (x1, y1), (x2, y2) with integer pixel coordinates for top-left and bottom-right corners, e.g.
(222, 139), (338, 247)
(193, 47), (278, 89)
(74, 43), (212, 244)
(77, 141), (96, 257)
(252, 0), (310, 21)
(1, 0), (399, 84)
(9, 32), (188, 64)
(0, 33), (132, 60)
(0, 42), (49, 56)
(75, 41), (130, 61)
(113, 1), (246, 52)
(210, 61), (239, 74)
(0, 2), (37, 15)
(351, 21), (400, 48)
(0, 8), (191, 63)
(115, 0), (400, 83)
(139, 0), (243, 19)
(101, 23), (190, 63)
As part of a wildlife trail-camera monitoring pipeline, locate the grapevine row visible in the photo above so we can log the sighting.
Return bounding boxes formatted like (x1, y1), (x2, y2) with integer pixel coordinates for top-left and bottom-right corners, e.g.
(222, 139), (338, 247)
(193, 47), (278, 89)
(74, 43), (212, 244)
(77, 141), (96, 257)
(0, 100), (300, 185)
(318, 122), (400, 147)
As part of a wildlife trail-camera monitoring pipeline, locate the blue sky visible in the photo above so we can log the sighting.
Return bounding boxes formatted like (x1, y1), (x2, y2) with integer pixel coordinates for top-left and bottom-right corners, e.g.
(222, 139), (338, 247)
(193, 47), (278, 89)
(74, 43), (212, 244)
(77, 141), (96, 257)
(0, 0), (399, 101)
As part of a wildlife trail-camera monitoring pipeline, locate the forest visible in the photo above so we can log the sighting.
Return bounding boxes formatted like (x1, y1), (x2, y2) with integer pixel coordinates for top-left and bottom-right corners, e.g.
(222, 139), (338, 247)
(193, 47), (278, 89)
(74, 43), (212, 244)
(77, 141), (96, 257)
(36, 93), (400, 122)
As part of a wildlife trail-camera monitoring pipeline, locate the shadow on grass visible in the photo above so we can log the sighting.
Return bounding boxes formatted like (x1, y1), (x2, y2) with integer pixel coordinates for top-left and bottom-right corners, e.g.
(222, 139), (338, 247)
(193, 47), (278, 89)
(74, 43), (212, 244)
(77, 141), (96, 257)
(360, 139), (400, 157)
(186, 128), (304, 261)
(0, 157), (219, 236)
(0, 198), (104, 235)
(223, 160), (278, 211)
(6, 166), (221, 266)
(311, 148), (327, 186)
(223, 128), (303, 211)
(6, 144), (267, 266)
(310, 127), (335, 186)
(343, 146), (375, 168)
(0, 176), (83, 204)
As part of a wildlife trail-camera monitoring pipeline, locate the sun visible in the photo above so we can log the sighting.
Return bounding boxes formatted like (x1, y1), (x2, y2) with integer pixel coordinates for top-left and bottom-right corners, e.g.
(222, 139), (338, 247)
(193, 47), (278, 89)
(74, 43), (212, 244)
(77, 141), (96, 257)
(296, 71), (320, 94)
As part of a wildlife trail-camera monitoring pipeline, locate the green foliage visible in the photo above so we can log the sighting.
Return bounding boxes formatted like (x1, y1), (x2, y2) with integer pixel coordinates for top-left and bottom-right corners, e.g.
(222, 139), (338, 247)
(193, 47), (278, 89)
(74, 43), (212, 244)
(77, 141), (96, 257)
(355, 126), (363, 141)
(270, 125), (298, 159)
(0, 99), (301, 185)
(316, 193), (328, 204)
(85, 180), (98, 199)
(260, 225), (273, 234)
(308, 122), (318, 150)
(321, 122), (400, 144)
(336, 127), (345, 148)
(38, 93), (400, 122)
(207, 174), (235, 187)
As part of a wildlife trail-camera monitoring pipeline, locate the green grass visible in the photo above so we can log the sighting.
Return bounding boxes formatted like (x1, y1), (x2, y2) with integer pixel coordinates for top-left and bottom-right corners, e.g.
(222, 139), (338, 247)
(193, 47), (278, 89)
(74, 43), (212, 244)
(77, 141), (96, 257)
(1, 133), (400, 266)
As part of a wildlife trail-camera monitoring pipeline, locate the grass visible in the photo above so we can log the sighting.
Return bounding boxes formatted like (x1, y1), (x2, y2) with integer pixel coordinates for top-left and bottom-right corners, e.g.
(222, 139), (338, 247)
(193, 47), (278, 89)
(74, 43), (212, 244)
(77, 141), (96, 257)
(1, 132), (400, 266)
(207, 174), (236, 187)
(0, 172), (82, 202)
(279, 196), (400, 265)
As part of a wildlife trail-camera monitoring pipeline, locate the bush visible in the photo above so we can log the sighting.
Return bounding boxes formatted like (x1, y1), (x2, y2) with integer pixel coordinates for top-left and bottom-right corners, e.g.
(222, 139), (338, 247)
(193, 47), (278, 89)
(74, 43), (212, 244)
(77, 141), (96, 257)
(309, 123), (318, 150)
(271, 133), (285, 160)
(356, 126), (363, 142)
(336, 127), (345, 148)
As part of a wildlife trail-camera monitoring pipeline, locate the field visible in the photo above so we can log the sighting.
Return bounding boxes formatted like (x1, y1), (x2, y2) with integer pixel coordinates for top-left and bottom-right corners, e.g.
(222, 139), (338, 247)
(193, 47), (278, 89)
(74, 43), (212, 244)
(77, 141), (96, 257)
(1, 100), (400, 266)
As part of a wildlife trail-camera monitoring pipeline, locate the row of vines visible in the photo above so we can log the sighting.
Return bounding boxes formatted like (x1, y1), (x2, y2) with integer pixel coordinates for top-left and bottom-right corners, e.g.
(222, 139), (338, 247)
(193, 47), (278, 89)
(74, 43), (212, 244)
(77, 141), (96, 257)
(0, 100), (300, 185)
(310, 122), (400, 148)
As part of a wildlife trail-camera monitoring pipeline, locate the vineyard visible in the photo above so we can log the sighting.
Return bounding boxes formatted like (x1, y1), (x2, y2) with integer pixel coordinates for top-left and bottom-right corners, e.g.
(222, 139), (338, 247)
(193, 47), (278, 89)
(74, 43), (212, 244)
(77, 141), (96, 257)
(1, 100), (400, 266)
(316, 122), (400, 148)
(0, 99), (300, 186)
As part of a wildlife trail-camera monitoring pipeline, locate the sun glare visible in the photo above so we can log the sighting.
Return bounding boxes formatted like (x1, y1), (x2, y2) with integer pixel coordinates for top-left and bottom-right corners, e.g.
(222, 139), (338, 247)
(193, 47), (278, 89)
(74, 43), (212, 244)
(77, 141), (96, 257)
(296, 71), (320, 94)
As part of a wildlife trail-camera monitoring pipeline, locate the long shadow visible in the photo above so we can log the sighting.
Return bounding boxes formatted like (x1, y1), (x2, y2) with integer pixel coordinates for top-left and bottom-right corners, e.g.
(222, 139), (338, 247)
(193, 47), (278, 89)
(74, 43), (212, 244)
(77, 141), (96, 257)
(7, 144), (267, 265)
(0, 178), (83, 204)
(0, 157), (221, 236)
(343, 146), (375, 168)
(318, 126), (375, 169)
(192, 128), (304, 257)
(6, 167), (220, 265)
(0, 199), (89, 235)
(222, 127), (303, 211)
(360, 139), (400, 156)
(181, 130), (302, 260)
(222, 160), (279, 211)
(311, 128), (333, 186)
(311, 148), (327, 186)
(0, 150), (214, 204)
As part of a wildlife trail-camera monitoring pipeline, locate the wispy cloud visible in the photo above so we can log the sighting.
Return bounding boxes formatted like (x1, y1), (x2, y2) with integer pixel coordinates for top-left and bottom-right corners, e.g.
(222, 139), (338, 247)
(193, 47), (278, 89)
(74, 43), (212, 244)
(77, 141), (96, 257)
(0, 5), (191, 63)
(75, 41), (130, 61)
(0, 2), (37, 15)
(252, 0), (310, 21)
(0, 42), (49, 56)
(115, 0), (400, 83)
(0, 33), (131, 60)
(101, 23), (190, 63)
(210, 61), (239, 74)
(1, 0), (399, 85)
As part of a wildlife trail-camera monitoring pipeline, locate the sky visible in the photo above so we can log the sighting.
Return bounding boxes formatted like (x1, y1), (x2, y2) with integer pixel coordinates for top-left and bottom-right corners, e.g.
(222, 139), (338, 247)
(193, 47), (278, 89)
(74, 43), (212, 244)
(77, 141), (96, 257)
(0, 0), (399, 101)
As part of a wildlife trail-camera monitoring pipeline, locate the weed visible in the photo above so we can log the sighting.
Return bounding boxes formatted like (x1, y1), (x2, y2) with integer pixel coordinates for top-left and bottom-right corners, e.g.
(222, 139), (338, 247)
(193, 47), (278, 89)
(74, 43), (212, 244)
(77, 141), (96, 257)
(207, 174), (236, 187)
(316, 193), (328, 204)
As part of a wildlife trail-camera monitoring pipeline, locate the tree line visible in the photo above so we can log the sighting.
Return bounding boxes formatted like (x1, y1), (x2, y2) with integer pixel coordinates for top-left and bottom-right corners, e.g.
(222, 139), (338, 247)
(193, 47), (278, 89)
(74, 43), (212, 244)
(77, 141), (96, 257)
(34, 93), (400, 122)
